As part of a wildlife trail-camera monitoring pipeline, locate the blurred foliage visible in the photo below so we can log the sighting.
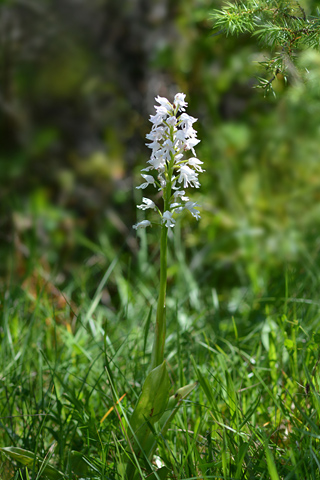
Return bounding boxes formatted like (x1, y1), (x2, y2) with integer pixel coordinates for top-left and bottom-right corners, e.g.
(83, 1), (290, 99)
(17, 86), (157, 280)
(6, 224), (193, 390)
(211, 0), (320, 94)
(1, 0), (320, 298)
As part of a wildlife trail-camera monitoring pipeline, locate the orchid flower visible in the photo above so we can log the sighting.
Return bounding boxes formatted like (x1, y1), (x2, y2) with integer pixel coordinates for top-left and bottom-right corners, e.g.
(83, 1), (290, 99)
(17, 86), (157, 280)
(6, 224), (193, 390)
(134, 92), (203, 230)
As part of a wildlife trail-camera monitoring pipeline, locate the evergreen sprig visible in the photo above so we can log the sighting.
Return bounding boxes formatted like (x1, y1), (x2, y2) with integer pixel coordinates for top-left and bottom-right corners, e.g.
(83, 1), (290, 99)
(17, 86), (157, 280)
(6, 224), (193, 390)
(211, 1), (320, 94)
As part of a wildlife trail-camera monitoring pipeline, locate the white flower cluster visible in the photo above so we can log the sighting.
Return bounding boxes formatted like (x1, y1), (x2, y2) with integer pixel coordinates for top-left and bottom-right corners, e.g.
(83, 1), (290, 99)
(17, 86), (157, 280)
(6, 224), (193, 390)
(133, 93), (203, 230)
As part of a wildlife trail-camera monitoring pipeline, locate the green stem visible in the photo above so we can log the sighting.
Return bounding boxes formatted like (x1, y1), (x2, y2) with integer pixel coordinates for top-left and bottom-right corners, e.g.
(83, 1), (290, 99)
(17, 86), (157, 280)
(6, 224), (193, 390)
(149, 223), (168, 371)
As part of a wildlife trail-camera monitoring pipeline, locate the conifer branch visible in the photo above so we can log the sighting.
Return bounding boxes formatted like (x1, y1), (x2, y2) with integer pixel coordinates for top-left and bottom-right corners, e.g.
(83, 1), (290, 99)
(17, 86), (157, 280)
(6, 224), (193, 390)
(211, 1), (320, 94)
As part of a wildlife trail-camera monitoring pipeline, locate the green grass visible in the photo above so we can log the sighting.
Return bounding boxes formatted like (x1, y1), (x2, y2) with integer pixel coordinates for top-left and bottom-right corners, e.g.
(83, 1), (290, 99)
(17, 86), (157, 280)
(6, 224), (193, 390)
(1, 233), (320, 479)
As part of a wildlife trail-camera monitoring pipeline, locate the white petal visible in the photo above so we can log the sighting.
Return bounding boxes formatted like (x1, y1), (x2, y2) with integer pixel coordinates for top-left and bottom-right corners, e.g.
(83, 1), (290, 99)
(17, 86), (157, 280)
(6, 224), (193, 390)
(185, 201), (201, 220)
(137, 197), (157, 210)
(187, 157), (205, 172)
(155, 96), (172, 111)
(173, 93), (188, 111)
(178, 165), (200, 188)
(166, 116), (177, 126)
(179, 113), (197, 124)
(185, 137), (200, 150)
(136, 182), (148, 189)
(133, 220), (151, 230)
(162, 210), (176, 228)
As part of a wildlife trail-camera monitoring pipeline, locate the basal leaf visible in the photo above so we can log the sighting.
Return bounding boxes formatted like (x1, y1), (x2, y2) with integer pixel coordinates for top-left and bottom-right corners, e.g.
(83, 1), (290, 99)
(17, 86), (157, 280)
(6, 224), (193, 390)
(0, 447), (64, 479)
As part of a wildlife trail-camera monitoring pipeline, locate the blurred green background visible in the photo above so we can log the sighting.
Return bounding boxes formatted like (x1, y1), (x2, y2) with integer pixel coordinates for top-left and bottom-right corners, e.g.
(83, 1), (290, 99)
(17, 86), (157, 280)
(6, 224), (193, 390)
(2, 0), (320, 300)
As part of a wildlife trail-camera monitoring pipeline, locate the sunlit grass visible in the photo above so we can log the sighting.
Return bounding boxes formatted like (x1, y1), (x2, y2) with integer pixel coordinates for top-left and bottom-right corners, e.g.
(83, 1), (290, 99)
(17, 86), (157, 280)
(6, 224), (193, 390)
(1, 232), (320, 479)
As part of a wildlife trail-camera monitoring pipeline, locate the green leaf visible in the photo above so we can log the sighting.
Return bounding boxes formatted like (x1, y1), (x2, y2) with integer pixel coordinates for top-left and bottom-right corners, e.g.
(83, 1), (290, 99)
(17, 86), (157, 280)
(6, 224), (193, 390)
(69, 451), (90, 477)
(147, 382), (197, 462)
(265, 446), (280, 480)
(130, 361), (170, 436)
(143, 306), (153, 357)
(157, 382), (197, 435)
(124, 361), (170, 478)
(0, 447), (64, 479)
(284, 338), (294, 350)
(191, 356), (215, 406)
(235, 441), (250, 478)
(147, 466), (169, 480)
